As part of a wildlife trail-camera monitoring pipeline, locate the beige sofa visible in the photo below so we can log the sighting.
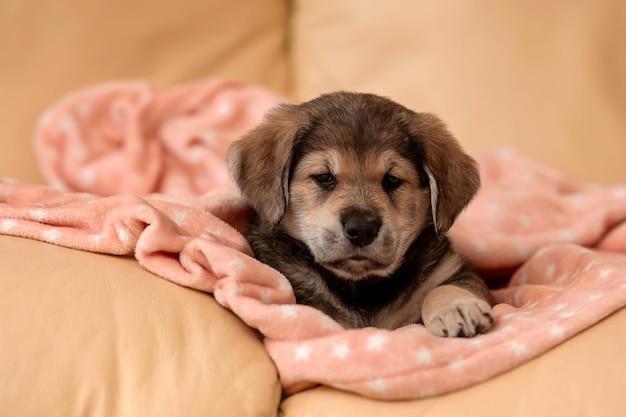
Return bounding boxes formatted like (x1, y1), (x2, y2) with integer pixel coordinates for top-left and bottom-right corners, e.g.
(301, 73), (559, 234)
(2, 1), (626, 416)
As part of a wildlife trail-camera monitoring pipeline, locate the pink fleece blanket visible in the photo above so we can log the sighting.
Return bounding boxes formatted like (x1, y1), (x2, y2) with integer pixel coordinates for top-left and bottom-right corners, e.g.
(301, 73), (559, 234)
(2, 80), (626, 400)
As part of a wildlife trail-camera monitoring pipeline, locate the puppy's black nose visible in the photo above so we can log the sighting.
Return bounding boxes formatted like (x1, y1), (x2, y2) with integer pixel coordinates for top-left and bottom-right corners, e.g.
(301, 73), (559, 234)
(341, 209), (382, 248)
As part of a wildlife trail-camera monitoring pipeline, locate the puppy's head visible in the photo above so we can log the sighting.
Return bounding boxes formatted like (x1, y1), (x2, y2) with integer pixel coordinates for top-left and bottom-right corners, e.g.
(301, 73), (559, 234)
(228, 92), (479, 279)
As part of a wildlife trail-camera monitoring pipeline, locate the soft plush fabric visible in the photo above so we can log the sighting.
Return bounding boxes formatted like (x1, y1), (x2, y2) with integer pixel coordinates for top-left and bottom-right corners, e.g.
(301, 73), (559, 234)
(280, 304), (626, 417)
(2, 80), (626, 400)
(34, 79), (285, 196)
(292, 0), (626, 185)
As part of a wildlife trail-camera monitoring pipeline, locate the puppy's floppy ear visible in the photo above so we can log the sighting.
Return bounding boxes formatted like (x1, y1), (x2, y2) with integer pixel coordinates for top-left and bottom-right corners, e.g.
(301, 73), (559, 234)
(403, 112), (480, 234)
(227, 103), (311, 225)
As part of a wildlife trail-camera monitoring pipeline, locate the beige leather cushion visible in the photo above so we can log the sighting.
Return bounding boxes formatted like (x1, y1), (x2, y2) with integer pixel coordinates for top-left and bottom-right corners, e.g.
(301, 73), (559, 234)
(292, 1), (626, 184)
(0, 236), (281, 417)
(282, 306), (626, 417)
(0, 0), (288, 183)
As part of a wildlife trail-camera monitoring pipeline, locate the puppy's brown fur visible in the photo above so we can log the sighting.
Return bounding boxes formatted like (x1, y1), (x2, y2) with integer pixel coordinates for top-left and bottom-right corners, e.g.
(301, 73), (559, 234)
(228, 92), (494, 336)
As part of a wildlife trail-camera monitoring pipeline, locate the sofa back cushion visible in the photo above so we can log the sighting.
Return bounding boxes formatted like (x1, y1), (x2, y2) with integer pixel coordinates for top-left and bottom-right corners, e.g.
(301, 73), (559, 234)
(0, 0), (288, 183)
(292, 0), (626, 184)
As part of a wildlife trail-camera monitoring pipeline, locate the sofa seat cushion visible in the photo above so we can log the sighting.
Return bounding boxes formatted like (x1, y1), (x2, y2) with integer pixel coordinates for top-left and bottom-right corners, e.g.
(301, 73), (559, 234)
(0, 235), (280, 417)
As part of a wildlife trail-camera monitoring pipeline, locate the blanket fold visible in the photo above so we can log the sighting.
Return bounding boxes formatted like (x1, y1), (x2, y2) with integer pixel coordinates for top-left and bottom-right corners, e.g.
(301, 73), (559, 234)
(453, 152), (626, 275)
(2, 79), (626, 400)
(35, 79), (285, 197)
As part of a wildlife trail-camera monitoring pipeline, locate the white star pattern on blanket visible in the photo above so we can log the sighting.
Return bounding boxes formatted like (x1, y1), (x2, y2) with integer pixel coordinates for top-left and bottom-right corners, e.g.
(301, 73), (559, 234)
(0, 219), (17, 233)
(550, 325), (565, 340)
(294, 344), (312, 362)
(544, 263), (556, 279)
(331, 342), (351, 359)
(510, 342), (528, 358)
(29, 208), (48, 222)
(414, 347), (433, 365)
(172, 210), (187, 226)
(366, 334), (388, 351)
(279, 305), (299, 319)
(228, 255), (247, 273)
(448, 357), (466, 372)
(115, 225), (131, 244)
(367, 379), (388, 393)
(42, 229), (62, 244)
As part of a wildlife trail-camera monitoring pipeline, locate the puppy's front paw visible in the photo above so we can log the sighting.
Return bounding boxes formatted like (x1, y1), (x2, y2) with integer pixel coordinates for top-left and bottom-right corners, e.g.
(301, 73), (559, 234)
(422, 286), (495, 338)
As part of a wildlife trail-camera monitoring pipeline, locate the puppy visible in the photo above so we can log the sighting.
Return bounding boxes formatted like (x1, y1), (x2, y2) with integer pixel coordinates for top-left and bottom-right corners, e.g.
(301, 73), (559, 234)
(227, 92), (494, 337)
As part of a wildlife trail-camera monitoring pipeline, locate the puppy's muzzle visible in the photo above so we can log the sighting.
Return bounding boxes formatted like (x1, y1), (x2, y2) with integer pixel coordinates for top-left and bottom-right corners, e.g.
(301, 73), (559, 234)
(341, 208), (382, 248)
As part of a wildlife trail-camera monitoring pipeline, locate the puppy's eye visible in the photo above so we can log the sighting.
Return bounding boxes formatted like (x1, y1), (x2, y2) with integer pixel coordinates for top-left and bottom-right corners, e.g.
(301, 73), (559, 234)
(313, 173), (336, 189)
(382, 174), (403, 191)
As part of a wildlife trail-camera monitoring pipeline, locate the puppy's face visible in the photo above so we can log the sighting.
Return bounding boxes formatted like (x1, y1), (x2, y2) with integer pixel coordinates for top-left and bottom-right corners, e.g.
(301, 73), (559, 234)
(228, 92), (480, 280)
(282, 129), (431, 279)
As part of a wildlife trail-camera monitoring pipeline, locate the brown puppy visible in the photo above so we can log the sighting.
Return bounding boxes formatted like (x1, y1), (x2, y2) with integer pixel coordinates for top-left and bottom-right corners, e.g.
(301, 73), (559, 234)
(227, 92), (494, 336)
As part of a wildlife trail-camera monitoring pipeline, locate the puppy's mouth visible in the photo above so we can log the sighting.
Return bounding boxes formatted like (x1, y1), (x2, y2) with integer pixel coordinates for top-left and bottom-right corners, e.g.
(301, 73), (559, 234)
(323, 256), (391, 279)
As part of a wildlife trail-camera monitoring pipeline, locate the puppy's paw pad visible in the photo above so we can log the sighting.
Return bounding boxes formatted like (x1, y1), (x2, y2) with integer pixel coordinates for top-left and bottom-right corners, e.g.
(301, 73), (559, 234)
(425, 298), (494, 338)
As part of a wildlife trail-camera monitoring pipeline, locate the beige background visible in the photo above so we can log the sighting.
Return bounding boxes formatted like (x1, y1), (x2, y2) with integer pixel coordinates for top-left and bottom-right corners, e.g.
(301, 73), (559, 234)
(292, 0), (626, 184)
(0, 0), (288, 183)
